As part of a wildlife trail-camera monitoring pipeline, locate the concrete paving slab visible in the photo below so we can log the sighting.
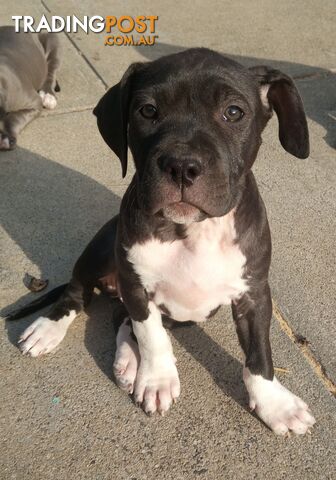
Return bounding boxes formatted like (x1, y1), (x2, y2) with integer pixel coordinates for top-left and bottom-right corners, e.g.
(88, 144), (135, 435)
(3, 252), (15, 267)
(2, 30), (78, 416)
(43, 0), (336, 83)
(0, 0), (43, 23)
(1, 1), (335, 478)
(0, 1), (106, 114)
(0, 103), (335, 480)
(1, 296), (335, 479)
(252, 76), (336, 382)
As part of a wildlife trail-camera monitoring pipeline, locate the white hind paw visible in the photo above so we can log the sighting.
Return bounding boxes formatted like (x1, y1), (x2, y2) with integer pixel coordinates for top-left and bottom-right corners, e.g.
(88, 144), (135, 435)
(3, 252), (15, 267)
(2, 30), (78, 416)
(113, 318), (140, 394)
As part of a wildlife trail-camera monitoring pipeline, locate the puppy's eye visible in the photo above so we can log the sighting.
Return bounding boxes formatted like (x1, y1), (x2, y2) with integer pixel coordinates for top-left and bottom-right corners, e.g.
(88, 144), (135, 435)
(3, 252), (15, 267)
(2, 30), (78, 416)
(223, 105), (244, 122)
(140, 104), (157, 119)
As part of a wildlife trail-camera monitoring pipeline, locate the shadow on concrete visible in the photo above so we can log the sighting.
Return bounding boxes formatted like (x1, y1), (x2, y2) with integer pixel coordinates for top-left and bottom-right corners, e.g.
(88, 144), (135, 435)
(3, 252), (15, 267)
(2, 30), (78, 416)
(83, 294), (248, 409)
(134, 42), (336, 149)
(1, 147), (247, 409)
(84, 294), (116, 380)
(5, 291), (248, 410)
(0, 147), (121, 315)
(170, 322), (248, 408)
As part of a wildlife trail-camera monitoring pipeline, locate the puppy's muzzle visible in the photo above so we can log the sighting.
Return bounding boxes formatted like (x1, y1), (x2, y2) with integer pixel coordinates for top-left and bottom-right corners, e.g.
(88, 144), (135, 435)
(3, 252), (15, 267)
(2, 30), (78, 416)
(158, 155), (202, 188)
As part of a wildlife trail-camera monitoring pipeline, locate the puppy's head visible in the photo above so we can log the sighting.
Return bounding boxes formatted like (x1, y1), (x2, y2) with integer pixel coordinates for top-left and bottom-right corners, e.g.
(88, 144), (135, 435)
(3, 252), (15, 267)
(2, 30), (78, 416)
(94, 48), (309, 224)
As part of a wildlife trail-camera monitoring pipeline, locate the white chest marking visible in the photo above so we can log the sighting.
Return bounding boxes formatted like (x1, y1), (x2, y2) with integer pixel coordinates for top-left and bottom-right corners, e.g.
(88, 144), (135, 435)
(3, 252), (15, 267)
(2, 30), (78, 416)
(127, 213), (248, 322)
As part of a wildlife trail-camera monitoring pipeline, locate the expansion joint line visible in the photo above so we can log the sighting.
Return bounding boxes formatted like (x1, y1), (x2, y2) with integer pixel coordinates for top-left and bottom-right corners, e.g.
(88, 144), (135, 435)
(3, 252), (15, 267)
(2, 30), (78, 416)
(272, 299), (336, 397)
(40, 1), (108, 89)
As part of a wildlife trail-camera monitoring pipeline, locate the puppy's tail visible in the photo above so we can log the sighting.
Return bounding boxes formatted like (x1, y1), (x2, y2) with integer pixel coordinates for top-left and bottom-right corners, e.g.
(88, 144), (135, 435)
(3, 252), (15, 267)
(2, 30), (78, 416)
(4, 283), (68, 321)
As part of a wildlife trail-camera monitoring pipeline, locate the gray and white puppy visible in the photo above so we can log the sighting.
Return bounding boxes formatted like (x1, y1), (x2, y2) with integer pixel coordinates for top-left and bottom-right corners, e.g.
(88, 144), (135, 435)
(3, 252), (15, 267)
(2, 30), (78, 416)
(0, 26), (61, 150)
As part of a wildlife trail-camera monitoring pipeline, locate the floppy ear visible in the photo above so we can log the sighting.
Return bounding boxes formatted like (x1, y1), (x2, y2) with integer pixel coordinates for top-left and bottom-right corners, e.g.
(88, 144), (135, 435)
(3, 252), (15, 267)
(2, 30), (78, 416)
(93, 63), (141, 177)
(250, 66), (309, 159)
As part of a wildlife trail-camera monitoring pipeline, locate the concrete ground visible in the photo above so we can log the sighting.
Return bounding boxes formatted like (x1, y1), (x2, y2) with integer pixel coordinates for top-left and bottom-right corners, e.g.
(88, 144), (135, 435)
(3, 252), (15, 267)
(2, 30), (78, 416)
(1, 1), (335, 478)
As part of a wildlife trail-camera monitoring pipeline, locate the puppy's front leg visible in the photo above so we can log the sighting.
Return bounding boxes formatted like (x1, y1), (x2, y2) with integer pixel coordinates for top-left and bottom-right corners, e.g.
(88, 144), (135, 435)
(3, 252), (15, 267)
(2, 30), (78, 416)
(132, 302), (180, 415)
(232, 284), (315, 435)
(38, 33), (61, 82)
(38, 32), (61, 110)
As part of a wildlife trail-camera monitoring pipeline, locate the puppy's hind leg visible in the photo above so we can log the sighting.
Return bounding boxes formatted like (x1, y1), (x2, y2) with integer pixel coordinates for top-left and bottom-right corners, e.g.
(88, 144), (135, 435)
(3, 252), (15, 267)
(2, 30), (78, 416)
(0, 97), (42, 150)
(17, 215), (121, 357)
(112, 301), (140, 394)
(19, 279), (93, 357)
(38, 32), (61, 110)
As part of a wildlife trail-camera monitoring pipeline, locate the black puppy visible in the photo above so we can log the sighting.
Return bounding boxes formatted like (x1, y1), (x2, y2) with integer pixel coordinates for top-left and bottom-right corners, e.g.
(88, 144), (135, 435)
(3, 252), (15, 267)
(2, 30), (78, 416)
(9, 48), (315, 435)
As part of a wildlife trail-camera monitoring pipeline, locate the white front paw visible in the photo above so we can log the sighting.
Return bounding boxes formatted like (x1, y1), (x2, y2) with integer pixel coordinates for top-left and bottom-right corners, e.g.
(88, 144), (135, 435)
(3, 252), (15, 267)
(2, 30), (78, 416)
(39, 90), (57, 109)
(244, 368), (316, 435)
(134, 354), (180, 415)
(18, 313), (74, 357)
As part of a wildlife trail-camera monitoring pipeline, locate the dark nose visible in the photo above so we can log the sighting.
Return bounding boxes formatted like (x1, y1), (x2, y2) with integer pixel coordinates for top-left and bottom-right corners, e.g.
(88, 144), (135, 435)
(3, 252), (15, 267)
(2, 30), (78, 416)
(159, 156), (202, 187)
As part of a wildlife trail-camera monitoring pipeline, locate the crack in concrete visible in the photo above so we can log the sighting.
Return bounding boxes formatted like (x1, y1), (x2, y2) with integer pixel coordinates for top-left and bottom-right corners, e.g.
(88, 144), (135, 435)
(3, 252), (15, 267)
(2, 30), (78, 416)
(294, 70), (335, 81)
(41, 105), (95, 117)
(272, 299), (336, 397)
